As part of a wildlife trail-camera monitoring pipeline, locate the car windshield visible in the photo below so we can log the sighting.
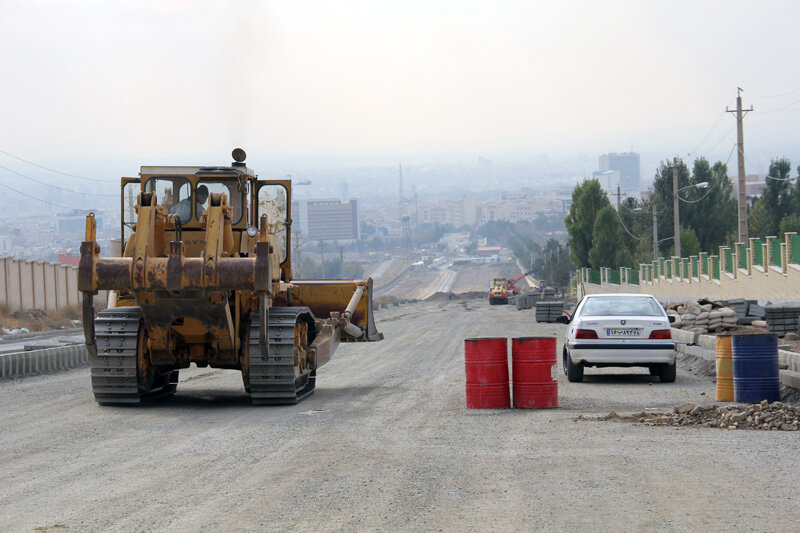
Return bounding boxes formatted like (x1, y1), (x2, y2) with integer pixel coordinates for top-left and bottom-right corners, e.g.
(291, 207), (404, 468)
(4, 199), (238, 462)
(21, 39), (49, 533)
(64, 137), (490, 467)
(580, 296), (663, 317)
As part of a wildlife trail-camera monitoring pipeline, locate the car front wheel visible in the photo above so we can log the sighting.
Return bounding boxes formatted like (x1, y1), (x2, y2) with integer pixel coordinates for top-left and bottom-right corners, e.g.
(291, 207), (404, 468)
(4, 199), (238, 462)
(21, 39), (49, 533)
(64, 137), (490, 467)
(565, 350), (584, 383)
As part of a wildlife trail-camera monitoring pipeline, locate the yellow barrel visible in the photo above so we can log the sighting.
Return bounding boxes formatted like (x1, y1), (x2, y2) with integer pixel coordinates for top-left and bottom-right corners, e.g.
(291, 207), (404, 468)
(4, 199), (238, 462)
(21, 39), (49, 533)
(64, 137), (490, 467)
(716, 335), (734, 401)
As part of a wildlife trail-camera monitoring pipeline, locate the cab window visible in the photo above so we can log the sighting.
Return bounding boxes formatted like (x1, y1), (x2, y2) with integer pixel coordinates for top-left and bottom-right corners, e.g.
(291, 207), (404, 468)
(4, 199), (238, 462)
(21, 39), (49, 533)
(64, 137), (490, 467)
(258, 184), (288, 263)
(197, 178), (246, 224)
(144, 177), (191, 223)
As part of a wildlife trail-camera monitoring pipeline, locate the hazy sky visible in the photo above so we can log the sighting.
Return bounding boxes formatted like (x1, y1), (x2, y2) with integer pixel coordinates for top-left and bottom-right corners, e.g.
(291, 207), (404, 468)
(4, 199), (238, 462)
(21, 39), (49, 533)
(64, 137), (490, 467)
(2, 0), (800, 169)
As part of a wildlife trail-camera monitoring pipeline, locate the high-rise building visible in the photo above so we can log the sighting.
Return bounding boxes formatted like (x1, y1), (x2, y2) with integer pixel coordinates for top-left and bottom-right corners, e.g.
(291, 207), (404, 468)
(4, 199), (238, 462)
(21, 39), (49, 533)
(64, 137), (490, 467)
(599, 152), (640, 193)
(292, 199), (359, 241)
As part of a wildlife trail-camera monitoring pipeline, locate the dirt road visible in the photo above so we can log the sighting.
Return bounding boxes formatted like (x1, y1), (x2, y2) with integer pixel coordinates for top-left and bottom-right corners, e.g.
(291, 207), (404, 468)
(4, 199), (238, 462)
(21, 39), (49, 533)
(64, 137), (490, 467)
(1, 301), (798, 531)
(375, 261), (523, 300)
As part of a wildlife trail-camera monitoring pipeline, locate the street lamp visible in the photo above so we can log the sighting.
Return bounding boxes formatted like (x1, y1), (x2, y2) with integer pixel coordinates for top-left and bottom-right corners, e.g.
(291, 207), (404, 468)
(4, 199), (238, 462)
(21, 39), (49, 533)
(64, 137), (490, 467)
(632, 178), (709, 262)
(674, 179), (709, 257)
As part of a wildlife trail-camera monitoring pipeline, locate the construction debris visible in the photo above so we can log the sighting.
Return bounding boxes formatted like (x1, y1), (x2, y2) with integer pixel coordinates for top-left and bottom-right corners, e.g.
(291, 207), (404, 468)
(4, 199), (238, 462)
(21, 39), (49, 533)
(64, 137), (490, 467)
(586, 400), (800, 431)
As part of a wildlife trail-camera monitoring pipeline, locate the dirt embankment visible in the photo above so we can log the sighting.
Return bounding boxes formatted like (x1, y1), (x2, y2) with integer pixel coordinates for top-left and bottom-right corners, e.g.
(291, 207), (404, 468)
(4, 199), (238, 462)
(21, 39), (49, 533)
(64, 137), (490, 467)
(0, 305), (80, 335)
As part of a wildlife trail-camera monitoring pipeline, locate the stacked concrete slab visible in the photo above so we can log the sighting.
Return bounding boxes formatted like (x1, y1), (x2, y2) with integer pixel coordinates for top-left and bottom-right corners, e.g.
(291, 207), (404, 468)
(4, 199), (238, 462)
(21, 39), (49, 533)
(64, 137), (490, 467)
(0, 256), (81, 312)
(535, 302), (563, 323)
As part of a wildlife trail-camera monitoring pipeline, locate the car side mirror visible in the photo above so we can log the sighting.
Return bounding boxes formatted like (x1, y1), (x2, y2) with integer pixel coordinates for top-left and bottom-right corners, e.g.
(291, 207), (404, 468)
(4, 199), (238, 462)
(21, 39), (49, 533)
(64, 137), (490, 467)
(556, 315), (570, 324)
(668, 315), (676, 324)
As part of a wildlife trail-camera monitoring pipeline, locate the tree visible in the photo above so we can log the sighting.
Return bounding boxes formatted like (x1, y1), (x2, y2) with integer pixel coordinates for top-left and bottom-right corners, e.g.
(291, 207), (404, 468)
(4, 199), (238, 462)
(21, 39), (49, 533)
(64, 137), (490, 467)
(669, 226), (700, 257)
(748, 198), (772, 239)
(588, 205), (633, 269)
(779, 215), (800, 235)
(359, 220), (375, 236)
(565, 179), (611, 267)
(651, 159), (690, 256)
(684, 159), (737, 251)
(760, 158), (793, 236)
(525, 239), (575, 288)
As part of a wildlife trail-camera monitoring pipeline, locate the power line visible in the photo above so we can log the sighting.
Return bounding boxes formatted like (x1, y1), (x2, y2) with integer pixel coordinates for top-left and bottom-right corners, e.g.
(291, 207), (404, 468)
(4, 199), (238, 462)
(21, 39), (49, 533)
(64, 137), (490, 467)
(0, 149), (116, 183)
(724, 142), (737, 166)
(702, 124), (736, 157)
(614, 208), (645, 241)
(0, 165), (117, 197)
(756, 96), (800, 114)
(751, 87), (800, 99)
(0, 180), (76, 210)
(678, 187), (714, 204)
(687, 110), (725, 156)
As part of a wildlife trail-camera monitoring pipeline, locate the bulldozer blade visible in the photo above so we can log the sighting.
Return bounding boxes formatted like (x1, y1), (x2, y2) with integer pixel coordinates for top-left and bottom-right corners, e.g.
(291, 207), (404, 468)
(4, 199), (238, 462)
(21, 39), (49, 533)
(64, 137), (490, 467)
(291, 278), (383, 342)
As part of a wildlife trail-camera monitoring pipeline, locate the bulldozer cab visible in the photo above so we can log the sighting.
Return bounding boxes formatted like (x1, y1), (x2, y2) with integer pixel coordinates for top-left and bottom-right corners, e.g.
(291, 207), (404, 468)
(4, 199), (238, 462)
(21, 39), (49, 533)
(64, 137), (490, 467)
(120, 165), (292, 281)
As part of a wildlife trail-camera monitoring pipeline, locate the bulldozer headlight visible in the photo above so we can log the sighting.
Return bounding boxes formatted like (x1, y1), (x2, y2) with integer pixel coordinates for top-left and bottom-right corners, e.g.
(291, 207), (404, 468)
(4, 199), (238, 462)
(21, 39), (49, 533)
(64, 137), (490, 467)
(246, 225), (258, 237)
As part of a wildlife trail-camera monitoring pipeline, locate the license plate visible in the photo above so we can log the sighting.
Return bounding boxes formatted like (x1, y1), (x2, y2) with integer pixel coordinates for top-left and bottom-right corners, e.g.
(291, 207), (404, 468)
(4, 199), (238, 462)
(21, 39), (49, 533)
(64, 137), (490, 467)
(606, 328), (640, 337)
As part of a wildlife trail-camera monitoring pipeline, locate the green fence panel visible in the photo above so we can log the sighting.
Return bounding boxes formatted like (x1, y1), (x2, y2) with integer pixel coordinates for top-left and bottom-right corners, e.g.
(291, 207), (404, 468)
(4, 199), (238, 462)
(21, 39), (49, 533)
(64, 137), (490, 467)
(754, 239), (764, 266)
(772, 239), (782, 267)
(608, 269), (620, 285)
(725, 249), (733, 273)
(692, 257), (699, 277)
(629, 270), (639, 285)
(712, 256), (720, 279)
(792, 235), (800, 264)
(739, 246), (748, 269)
(589, 269), (601, 285)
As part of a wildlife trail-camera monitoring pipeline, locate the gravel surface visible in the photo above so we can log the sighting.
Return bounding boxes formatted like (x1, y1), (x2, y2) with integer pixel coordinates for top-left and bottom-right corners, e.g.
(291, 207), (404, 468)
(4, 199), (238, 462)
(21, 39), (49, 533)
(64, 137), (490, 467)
(1, 301), (799, 531)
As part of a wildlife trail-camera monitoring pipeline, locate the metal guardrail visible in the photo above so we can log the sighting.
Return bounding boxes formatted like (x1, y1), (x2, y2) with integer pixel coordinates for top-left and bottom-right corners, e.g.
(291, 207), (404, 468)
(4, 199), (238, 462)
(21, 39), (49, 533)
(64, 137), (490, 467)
(0, 344), (89, 379)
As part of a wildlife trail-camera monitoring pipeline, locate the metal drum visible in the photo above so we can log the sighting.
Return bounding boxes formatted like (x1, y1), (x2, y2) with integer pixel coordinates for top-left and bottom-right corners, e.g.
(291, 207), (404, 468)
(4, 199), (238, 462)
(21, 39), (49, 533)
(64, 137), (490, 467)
(511, 337), (558, 408)
(715, 335), (734, 402)
(464, 338), (510, 409)
(732, 334), (780, 403)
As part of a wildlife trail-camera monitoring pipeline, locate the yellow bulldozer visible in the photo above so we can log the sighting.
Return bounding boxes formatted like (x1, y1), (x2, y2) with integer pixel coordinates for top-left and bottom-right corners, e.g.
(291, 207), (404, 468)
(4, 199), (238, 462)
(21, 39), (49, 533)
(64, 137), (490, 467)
(79, 149), (382, 405)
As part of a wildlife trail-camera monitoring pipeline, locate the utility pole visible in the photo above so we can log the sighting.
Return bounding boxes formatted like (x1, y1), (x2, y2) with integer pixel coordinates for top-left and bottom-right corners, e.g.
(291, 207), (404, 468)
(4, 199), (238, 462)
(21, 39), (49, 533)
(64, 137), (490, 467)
(726, 88), (753, 242)
(611, 184), (624, 210)
(338, 244), (345, 278)
(652, 203), (659, 262)
(672, 157), (681, 258)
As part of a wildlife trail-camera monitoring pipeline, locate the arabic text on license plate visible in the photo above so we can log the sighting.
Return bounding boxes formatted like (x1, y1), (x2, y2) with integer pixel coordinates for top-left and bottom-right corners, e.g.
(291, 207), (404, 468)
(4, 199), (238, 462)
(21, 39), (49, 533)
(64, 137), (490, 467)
(606, 328), (639, 337)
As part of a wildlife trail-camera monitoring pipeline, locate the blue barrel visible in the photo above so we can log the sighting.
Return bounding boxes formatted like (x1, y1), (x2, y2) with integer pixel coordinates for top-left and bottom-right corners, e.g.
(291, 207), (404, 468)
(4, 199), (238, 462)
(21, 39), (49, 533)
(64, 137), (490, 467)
(732, 334), (780, 403)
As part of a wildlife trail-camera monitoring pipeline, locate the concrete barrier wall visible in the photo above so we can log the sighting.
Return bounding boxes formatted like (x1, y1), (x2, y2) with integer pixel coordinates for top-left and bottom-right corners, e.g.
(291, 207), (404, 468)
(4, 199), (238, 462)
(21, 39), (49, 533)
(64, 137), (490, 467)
(0, 344), (89, 379)
(671, 328), (800, 391)
(0, 256), (80, 312)
(579, 260), (800, 304)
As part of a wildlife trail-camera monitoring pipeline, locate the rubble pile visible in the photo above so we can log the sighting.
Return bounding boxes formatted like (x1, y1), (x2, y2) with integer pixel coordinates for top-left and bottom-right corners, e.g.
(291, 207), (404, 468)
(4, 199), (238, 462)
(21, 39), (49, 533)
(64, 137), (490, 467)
(665, 298), (767, 334)
(593, 400), (800, 431)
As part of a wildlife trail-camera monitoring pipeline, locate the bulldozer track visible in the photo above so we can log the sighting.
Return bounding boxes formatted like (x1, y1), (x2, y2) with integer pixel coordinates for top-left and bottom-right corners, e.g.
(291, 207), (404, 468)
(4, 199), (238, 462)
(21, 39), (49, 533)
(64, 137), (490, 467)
(248, 307), (315, 405)
(90, 307), (177, 406)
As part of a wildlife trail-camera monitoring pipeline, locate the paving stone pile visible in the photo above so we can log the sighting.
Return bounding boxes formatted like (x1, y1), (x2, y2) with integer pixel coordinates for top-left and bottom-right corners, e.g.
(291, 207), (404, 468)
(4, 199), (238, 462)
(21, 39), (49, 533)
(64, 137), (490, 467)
(591, 400), (800, 431)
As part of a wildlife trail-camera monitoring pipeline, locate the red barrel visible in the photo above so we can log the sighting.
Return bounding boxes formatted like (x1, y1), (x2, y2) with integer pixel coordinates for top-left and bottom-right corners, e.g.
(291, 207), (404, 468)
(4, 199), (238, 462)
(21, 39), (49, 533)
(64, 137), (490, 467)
(511, 337), (558, 408)
(464, 337), (510, 408)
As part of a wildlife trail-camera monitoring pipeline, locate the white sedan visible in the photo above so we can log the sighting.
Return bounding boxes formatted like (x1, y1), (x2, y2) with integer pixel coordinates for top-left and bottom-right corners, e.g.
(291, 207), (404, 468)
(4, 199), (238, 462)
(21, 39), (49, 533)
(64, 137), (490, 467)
(558, 293), (676, 383)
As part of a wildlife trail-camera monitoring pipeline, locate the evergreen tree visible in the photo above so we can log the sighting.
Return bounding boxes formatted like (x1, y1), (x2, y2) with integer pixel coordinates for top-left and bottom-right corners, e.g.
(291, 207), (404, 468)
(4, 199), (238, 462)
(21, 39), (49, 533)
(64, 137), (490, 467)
(761, 158), (793, 235)
(565, 179), (611, 268)
(589, 205), (632, 268)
